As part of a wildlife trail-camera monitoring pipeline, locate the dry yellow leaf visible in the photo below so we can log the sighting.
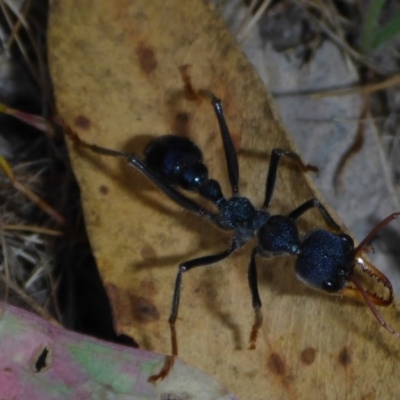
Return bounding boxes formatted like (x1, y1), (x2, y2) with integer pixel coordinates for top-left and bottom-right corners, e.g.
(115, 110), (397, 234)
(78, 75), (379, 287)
(48, 1), (400, 399)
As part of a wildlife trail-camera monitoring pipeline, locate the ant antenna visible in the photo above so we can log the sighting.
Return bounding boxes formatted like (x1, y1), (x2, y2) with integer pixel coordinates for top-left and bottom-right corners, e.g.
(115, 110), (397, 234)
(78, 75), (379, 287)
(354, 213), (400, 255)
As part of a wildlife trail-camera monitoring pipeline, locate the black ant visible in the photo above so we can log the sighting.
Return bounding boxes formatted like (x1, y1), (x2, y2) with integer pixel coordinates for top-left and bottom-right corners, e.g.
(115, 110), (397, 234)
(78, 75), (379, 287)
(64, 90), (400, 382)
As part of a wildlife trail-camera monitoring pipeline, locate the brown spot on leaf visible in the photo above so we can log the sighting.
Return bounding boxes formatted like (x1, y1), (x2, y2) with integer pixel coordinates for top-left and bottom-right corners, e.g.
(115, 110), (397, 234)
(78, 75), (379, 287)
(3, 367), (12, 372)
(300, 347), (316, 366)
(179, 64), (198, 101)
(74, 115), (91, 130)
(129, 295), (160, 323)
(139, 278), (157, 296)
(268, 352), (285, 376)
(360, 393), (376, 400)
(136, 42), (157, 74)
(193, 286), (201, 294)
(173, 112), (190, 135)
(99, 185), (109, 195)
(338, 346), (351, 367)
(140, 244), (157, 261)
(105, 282), (158, 327)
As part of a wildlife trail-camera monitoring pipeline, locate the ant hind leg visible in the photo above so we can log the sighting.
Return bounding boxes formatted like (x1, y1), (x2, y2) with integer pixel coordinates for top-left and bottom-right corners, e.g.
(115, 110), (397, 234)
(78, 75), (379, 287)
(148, 241), (240, 383)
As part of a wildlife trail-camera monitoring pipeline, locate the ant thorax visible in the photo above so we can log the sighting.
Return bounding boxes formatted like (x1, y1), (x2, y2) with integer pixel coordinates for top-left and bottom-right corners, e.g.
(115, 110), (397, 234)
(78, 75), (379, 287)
(215, 197), (269, 240)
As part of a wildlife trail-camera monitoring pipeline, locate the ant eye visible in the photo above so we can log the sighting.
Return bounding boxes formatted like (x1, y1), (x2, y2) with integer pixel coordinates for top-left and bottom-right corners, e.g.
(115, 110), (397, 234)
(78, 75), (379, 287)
(322, 279), (342, 293)
(339, 234), (354, 254)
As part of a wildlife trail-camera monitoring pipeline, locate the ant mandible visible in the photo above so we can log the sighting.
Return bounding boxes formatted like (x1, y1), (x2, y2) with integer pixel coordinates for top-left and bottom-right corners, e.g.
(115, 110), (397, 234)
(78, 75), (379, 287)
(65, 90), (400, 382)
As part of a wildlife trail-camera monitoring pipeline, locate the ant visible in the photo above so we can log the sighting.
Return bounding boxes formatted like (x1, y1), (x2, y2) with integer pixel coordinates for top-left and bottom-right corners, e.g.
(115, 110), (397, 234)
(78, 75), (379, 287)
(65, 90), (400, 382)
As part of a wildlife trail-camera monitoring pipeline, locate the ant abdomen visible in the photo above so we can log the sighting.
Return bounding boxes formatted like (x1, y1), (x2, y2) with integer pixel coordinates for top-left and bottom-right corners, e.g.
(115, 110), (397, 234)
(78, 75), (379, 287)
(145, 135), (225, 205)
(296, 231), (355, 293)
(144, 135), (209, 191)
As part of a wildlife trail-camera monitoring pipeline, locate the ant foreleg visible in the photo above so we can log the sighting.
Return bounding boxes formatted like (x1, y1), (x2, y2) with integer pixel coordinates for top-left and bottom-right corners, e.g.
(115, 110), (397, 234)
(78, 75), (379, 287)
(287, 198), (341, 231)
(263, 149), (318, 209)
(200, 90), (239, 196)
(148, 241), (240, 382)
(248, 247), (263, 350)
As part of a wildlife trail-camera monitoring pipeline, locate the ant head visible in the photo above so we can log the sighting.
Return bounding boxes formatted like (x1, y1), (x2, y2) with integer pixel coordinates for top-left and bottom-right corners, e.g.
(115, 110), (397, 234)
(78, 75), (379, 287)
(323, 213), (400, 339)
(346, 213), (399, 307)
(338, 213), (400, 339)
(296, 230), (355, 293)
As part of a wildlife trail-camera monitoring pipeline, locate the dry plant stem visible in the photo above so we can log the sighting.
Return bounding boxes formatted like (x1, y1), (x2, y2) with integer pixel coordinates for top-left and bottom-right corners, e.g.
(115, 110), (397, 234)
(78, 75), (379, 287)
(0, 0), (40, 84)
(311, 74), (400, 99)
(375, 128), (400, 212)
(0, 212), (10, 302)
(297, 0), (372, 68)
(0, 273), (61, 327)
(12, 180), (66, 226)
(3, 225), (62, 236)
(0, 155), (66, 225)
(3, 0), (44, 70)
(333, 97), (369, 191)
(233, 0), (259, 39)
(44, 271), (62, 322)
(237, 0), (272, 43)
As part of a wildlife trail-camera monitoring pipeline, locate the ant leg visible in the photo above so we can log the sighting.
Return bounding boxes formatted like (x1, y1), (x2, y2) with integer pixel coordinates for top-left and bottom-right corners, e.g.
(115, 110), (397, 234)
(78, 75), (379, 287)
(248, 247), (263, 350)
(200, 91), (239, 196)
(148, 240), (241, 382)
(287, 198), (341, 231)
(65, 127), (218, 223)
(263, 149), (318, 209)
(128, 155), (217, 222)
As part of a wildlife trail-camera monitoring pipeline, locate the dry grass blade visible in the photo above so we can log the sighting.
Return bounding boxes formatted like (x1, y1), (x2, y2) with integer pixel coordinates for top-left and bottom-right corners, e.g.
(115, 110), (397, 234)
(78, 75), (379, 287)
(0, 0), (39, 84)
(295, 0), (373, 68)
(0, 211), (10, 301)
(0, 271), (61, 326)
(0, 155), (66, 226)
(311, 74), (400, 99)
(236, 0), (272, 43)
(0, 0), (49, 98)
(0, 102), (55, 136)
(11, 180), (66, 226)
(3, 225), (62, 236)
